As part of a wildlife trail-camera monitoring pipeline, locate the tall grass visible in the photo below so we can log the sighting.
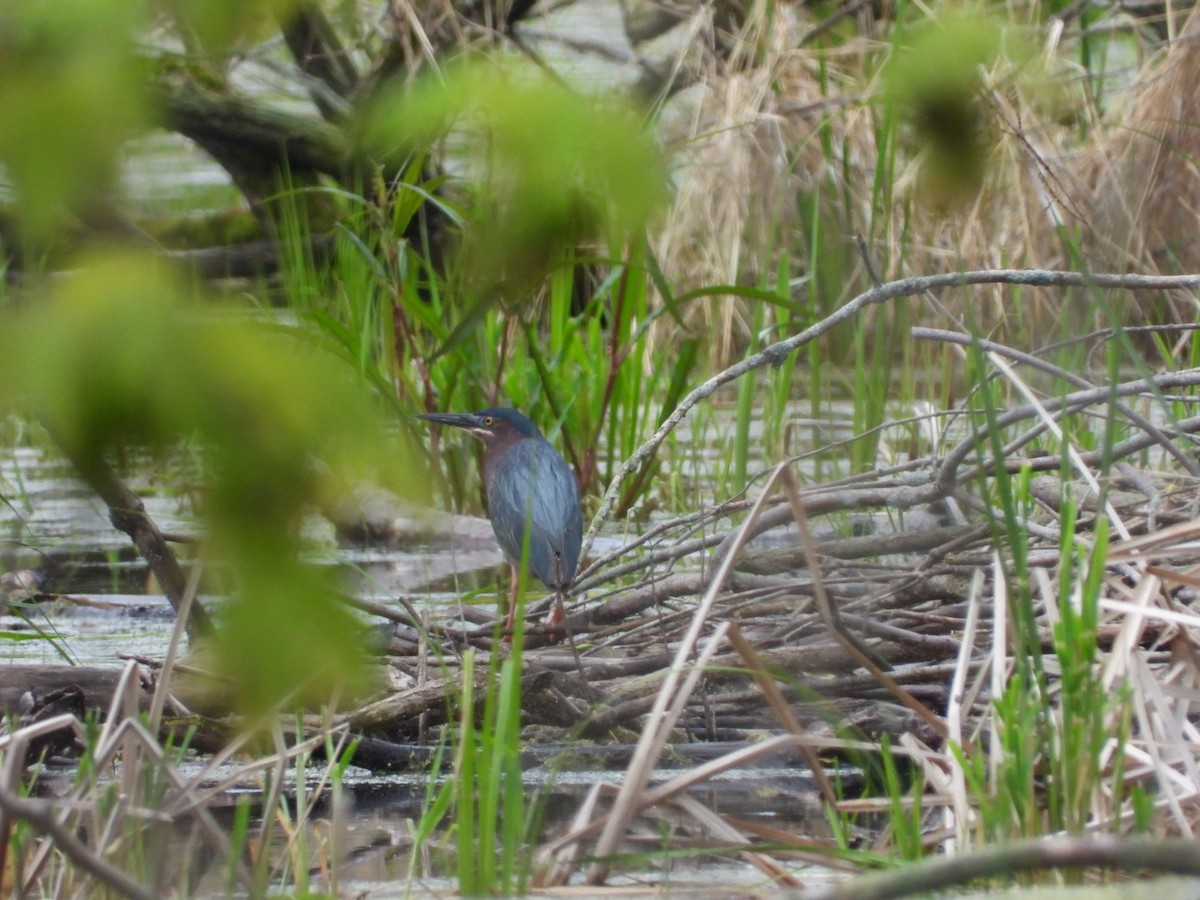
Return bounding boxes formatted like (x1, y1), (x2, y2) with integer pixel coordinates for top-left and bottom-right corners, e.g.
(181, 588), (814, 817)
(269, 173), (706, 517)
(9, 0), (1200, 894)
(0, 663), (365, 898)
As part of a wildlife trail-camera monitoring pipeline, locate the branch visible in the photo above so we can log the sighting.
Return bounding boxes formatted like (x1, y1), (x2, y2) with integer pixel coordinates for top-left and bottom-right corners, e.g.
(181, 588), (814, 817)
(582, 269), (1200, 561)
(0, 787), (157, 900)
(155, 63), (353, 207)
(913, 325), (1200, 476)
(60, 449), (213, 641)
(799, 835), (1200, 900)
(276, 2), (359, 119)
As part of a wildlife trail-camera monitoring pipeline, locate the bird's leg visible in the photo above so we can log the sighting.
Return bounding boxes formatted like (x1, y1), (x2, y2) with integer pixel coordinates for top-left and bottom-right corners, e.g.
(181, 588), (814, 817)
(543, 592), (565, 633)
(547, 591), (585, 675)
(503, 564), (520, 639)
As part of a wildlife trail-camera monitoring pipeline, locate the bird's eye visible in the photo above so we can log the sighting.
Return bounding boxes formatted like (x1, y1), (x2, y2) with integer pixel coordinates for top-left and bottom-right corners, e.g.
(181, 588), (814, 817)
(483, 416), (493, 426)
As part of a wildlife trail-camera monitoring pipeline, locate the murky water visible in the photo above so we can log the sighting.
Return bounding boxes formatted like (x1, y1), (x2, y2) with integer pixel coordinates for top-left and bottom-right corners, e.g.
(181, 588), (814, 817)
(0, 4), (847, 887)
(0, 432), (843, 887)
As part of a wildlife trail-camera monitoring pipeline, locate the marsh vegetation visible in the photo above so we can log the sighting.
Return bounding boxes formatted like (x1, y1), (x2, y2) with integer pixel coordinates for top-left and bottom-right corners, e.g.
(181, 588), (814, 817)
(4, 0), (1200, 896)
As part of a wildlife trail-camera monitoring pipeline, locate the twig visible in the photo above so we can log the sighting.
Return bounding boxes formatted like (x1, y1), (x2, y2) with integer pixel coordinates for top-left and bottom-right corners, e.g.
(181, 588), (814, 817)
(586, 463), (793, 884)
(582, 268), (1200, 563)
(671, 793), (802, 886)
(149, 560), (203, 733)
(781, 468), (950, 741)
(935, 372), (1200, 494)
(0, 788), (157, 900)
(912, 326), (1200, 476)
(54, 444), (213, 640)
(727, 623), (838, 805)
(796, 835), (1200, 900)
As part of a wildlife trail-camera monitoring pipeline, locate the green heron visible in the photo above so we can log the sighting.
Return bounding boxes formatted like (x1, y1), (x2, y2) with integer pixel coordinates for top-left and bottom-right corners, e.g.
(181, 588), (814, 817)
(419, 407), (582, 633)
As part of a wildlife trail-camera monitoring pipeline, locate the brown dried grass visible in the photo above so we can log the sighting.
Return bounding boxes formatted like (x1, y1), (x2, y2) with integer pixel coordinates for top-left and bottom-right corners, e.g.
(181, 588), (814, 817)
(1076, 3), (1200, 272)
(649, 1), (1200, 367)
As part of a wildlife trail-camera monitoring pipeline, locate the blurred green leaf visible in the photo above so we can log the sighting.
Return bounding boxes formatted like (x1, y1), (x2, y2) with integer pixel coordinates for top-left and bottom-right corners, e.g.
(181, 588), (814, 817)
(166, 0), (300, 53)
(883, 13), (1026, 203)
(218, 551), (373, 714)
(0, 0), (152, 241)
(363, 59), (668, 297)
(0, 252), (415, 716)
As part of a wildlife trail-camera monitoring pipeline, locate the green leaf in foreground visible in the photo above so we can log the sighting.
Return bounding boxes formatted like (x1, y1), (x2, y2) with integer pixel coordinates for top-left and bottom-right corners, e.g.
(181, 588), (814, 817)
(362, 58), (668, 299)
(882, 12), (1029, 204)
(0, 0), (150, 242)
(0, 252), (416, 716)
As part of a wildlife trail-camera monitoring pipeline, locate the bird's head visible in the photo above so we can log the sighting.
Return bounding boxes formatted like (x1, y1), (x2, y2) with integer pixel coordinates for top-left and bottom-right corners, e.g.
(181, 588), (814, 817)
(418, 407), (541, 448)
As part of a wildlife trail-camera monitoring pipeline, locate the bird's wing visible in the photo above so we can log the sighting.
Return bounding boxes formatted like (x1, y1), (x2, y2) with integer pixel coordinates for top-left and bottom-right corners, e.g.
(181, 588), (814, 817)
(488, 439), (582, 591)
(535, 447), (581, 585)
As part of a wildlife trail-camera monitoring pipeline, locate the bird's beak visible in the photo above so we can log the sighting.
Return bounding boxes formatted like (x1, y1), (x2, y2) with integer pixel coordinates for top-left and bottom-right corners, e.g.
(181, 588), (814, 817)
(417, 412), (489, 438)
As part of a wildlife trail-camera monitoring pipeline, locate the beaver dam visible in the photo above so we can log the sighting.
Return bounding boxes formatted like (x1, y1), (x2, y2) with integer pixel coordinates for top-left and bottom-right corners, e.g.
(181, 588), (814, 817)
(5, 293), (1200, 897)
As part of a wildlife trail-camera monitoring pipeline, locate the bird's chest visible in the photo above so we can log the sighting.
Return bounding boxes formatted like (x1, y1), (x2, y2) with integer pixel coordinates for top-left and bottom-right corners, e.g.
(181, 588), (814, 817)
(483, 442), (536, 503)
